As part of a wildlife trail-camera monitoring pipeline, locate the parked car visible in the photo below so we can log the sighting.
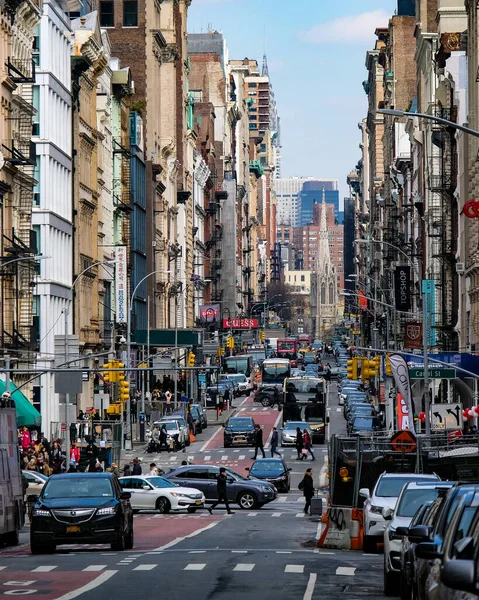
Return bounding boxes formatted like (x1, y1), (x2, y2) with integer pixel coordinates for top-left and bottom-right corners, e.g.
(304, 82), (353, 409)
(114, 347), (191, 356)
(245, 458), (291, 493)
(165, 465), (277, 509)
(23, 470), (48, 497)
(383, 481), (453, 595)
(30, 473), (134, 554)
(118, 475), (205, 514)
(360, 472), (441, 554)
(223, 416), (256, 447)
(154, 419), (189, 448)
(348, 415), (382, 435)
(190, 404), (208, 431)
(222, 374), (251, 394)
(280, 421), (313, 447)
(410, 483), (479, 600)
(218, 379), (239, 398)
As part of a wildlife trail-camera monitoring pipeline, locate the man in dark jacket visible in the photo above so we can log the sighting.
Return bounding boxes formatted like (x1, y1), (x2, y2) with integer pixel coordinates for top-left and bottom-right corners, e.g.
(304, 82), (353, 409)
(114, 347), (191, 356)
(207, 467), (234, 514)
(298, 468), (315, 514)
(252, 424), (266, 459)
(132, 458), (142, 475)
(270, 426), (281, 457)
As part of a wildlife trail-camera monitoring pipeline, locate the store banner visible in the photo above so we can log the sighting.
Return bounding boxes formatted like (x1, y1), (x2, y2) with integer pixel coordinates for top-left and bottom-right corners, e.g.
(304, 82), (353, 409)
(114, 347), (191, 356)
(115, 246), (128, 324)
(394, 266), (411, 311)
(358, 290), (368, 310)
(389, 353), (415, 434)
(404, 322), (422, 350)
(200, 304), (220, 323)
(422, 279), (437, 346)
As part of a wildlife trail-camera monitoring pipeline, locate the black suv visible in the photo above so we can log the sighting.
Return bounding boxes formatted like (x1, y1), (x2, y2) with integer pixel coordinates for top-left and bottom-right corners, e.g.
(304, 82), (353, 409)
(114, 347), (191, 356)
(30, 473), (134, 554)
(223, 416), (256, 447)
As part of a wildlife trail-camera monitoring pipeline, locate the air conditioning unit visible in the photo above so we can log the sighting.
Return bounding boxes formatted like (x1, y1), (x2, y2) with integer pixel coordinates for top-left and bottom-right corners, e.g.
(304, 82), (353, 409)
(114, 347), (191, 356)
(456, 262), (465, 274)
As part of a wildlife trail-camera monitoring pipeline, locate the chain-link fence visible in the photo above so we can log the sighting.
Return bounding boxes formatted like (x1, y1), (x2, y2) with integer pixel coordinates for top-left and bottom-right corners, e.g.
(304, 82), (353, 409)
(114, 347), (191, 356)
(330, 433), (479, 508)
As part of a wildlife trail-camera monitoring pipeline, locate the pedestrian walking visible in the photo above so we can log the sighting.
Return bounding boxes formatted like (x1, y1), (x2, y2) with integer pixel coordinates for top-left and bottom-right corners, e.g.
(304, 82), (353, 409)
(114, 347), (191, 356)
(303, 429), (315, 461)
(151, 425), (160, 451)
(270, 426), (281, 457)
(159, 424), (169, 453)
(207, 467), (234, 515)
(93, 460), (103, 472)
(273, 386), (281, 410)
(85, 437), (99, 472)
(165, 391), (172, 414)
(252, 424), (265, 459)
(298, 468), (315, 514)
(295, 427), (304, 460)
(149, 462), (159, 476)
(132, 458), (142, 475)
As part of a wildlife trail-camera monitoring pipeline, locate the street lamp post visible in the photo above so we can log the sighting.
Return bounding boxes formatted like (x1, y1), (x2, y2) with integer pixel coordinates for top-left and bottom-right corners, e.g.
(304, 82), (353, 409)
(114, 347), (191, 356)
(355, 237), (432, 436)
(377, 108), (479, 138)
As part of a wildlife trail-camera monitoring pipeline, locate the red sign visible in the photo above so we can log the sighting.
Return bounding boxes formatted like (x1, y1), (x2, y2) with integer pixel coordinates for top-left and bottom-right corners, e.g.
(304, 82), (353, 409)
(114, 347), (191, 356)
(404, 322), (422, 350)
(390, 430), (417, 453)
(222, 318), (259, 329)
(462, 200), (479, 218)
(358, 290), (368, 310)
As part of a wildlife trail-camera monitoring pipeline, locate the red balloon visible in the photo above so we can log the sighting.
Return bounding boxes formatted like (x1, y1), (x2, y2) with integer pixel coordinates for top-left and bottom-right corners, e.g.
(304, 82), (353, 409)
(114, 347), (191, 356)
(466, 408), (475, 420)
(419, 412), (426, 423)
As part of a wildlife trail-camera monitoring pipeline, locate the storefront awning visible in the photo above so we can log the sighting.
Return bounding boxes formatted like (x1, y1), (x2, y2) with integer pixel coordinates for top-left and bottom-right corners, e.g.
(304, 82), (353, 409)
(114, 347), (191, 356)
(0, 379), (41, 427)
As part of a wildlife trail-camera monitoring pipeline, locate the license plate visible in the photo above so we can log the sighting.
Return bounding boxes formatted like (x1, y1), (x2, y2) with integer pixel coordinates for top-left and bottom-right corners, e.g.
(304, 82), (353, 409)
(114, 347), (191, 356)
(195, 500), (202, 505)
(236, 437), (245, 442)
(66, 525), (80, 533)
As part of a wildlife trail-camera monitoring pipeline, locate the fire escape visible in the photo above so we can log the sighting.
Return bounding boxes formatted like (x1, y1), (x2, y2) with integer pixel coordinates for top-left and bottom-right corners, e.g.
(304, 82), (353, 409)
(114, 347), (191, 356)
(427, 104), (458, 351)
(207, 189), (226, 303)
(1, 58), (38, 351)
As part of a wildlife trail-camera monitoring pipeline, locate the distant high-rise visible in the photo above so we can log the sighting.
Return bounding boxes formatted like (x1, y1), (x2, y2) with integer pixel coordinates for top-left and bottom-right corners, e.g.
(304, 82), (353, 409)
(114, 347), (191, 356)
(300, 180), (340, 225)
(275, 177), (314, 226)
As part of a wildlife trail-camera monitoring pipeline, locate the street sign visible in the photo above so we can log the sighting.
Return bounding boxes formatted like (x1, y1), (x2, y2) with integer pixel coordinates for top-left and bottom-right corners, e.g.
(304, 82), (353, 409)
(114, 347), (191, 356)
(431, 403), (464, 431)
(94, 393), (110, 410)
(222, 318), (259, 330)
(409, 368), (456, 379)
(198, 374), (206, 389)
(55, 371), (83, 395)
(390, 430), (417, 453)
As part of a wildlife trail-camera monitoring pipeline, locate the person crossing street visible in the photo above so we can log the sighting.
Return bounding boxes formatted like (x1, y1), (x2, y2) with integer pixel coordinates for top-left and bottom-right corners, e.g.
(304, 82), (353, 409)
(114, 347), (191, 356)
(298, 468), (315, 515)
(270, 426), (281, 457)
(208, 467), (234, 515)
(252, 424), (266, 459)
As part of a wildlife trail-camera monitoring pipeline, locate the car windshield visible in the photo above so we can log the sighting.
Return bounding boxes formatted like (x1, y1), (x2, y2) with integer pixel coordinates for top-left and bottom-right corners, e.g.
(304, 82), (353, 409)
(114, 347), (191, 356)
(43, 477), (114, 498)
(228, 418), (253, 428)
(352, 417), (375, 429)
(251, 460), (283, 473)
(229, 375), (247, 382)
(284, 421), (308, 432)
(158, 422), (179, 431)
(376, 477), (434, 498)
(225, 467), (247, 481)
(396, 488), (441, 517)
(147, 477), (176, 489)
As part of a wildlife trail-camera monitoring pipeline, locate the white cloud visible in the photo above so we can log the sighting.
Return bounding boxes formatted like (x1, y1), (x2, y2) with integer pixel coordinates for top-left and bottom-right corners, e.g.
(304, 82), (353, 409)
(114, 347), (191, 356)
(299, 10), (390, 45)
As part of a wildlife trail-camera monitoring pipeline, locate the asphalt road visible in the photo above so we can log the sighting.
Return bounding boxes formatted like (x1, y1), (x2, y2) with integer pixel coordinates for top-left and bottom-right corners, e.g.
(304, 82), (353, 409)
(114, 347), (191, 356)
(0, 386), (399, 599)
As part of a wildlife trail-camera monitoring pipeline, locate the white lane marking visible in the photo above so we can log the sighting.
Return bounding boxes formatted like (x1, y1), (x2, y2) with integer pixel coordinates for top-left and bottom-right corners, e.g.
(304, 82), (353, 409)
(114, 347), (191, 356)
(233, 564), (255, 572)
(316, 521), (323, 541)
(319, 462), (328, 488)
(53, 570), (117, 600)
(32, 566), (57, 572)
(276, 496), (287, 502)
(184, 564), (206, 571)
(231, 550), (248, 554)
(154, 520), (221, 551)
(239, 455), (246, 460)
(200, 425), (224, 452)
(133, 565), (157, 571)
(82, 565), (106, 572)
(303, 573), (317, 600)
(247, 512), (258, 517)
(336, 407), (342, 412)
(276, 551), (292, 554)
(295, 513), (305, 518)
(169, 456), (176, 461)
(189, 551), (206, 554)
(221, 455), (228, 461)
(336, 567), (356, 576)
(233, 450), (240, 453)
(204, 456), (211, 461)
(285, 565), (304, 573)
(0, 567), (6, 571)
(272, 512), (282, 517)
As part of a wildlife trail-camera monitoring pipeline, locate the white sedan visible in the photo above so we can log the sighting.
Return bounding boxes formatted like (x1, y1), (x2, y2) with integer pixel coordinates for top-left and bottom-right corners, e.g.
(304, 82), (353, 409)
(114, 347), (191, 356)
(118, 475), (205, 514)
(22, 470), (48, 497)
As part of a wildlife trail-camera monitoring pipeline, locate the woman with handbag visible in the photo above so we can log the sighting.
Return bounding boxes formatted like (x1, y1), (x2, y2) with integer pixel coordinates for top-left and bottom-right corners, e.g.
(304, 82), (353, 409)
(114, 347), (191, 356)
(303, 429), (315, 461)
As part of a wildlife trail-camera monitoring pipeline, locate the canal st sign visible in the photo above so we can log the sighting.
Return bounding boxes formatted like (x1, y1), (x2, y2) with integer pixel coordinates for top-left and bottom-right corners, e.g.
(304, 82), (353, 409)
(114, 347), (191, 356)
(222, 318), (259, 329)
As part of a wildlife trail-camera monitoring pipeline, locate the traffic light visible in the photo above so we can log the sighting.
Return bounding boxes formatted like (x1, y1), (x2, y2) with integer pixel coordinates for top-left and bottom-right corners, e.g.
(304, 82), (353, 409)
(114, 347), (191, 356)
(103, 361), (116, 383)
(347, 358), (358, 380)
(187, 352), (196, 367)
(117, 362), (125, 384)
(218, 347), (224, 357)
(260, 331), (265, 343)
(119, 380), (130, 403)
(385, 354), (392, 376)
(227, 337), (234, 349)
(373, 356), (381, 377)
(361, 358), (378, 381)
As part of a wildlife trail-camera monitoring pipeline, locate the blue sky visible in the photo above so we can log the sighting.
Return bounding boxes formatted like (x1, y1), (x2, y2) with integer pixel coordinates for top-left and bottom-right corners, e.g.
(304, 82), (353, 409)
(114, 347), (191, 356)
(188, 0), (397, 202)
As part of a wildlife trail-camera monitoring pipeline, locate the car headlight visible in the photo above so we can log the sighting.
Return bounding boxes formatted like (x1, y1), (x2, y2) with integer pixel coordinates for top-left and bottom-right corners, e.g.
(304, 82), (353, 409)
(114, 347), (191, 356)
(170, 492), (189, 498)
(280, 475), (287, 480)
(32, 508), (50, 517)
(370, 505), (383, 515)
(388, 526), (403, 541)
(97, 506), (117, 516)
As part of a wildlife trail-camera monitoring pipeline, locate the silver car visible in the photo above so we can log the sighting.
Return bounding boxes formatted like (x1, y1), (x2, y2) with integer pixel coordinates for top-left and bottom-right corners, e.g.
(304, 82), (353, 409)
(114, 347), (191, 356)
(280, 421), (312, 447)
(155, 419), (189, 448)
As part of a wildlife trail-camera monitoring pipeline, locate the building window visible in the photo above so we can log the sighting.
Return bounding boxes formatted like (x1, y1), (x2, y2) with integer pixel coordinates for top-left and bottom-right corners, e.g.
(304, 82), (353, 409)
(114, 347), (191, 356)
(301, 275), (305, 282)
(99, 1), (114, 26)
(123, 0), (137, 25)
(248, 82), (257, 88)
(190, 90), (203, 103)
(32, 226), (41, 273)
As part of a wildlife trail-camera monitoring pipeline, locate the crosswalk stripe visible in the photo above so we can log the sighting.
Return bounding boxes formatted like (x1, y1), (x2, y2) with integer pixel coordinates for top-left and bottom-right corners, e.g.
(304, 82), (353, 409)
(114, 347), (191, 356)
(239, 455), (246, 459)
(233, 450), (240, 453)
(83, 565), (106, 572)
(221, 455), (228, 460)
(134, 565), (157, 571)
(336, 567), (356, 576)
(272, 512), (282, 517)
(247, 512), (258, 517)
(204, 456), (211, 461)
(285, 565), (304, 573)
(295, 513), (306, 518)
(184, 564), (206, 571)
(32, 566), (57, 572)
(233, 564), (255, 572)
(276, 496), (287, 502)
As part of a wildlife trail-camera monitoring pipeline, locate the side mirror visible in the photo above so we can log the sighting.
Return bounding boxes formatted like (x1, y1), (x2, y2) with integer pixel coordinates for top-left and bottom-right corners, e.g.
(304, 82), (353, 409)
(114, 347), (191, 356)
(244, 467), (250, 471)
(287, 468), (292, 472)
(359, 488), (370, 499)
(222, 424), (226, 428)
(441, 560), (476, 594)
(120, 492), (131, 500)
(408, 525), (432, 544)
(395, 526), (409, 537)
(227, 478), (234, 483)
(382, 507), (393, 520)
(142, 485), (150, 490)
(415, 542), (440, 560)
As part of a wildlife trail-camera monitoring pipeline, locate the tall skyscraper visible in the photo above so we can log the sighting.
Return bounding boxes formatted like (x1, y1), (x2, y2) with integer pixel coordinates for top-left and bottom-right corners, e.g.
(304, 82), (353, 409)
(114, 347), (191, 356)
(300, 180), (340, 225)
(275, 177), (314, 226)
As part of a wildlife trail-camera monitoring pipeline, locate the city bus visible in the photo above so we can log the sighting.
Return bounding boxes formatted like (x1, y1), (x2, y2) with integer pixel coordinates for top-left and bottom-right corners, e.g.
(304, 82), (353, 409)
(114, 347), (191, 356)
(282, 377), (326, 444)
(276, 339), (299, 367)
(253, 358), (291, 406)
(223, 354), (254, 390)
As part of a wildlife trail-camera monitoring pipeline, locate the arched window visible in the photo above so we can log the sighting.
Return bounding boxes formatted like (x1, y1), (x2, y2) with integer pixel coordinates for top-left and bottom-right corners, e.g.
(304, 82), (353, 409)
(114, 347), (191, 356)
(329, 282), (334, 304)
(321, 284), (326, 304)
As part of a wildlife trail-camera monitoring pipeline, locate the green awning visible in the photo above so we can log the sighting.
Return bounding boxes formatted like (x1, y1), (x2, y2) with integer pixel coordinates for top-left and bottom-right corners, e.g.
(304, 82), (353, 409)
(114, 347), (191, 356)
(0, 379), (41, 427)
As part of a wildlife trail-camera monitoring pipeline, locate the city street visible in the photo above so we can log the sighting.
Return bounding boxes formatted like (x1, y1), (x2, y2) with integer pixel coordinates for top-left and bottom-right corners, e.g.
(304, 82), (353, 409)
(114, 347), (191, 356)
(0, 388), (398, 599)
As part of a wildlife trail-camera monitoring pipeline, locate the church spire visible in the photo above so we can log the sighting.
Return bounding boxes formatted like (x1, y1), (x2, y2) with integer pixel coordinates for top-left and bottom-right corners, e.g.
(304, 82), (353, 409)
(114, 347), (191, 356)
(318, 189), (331, 269)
